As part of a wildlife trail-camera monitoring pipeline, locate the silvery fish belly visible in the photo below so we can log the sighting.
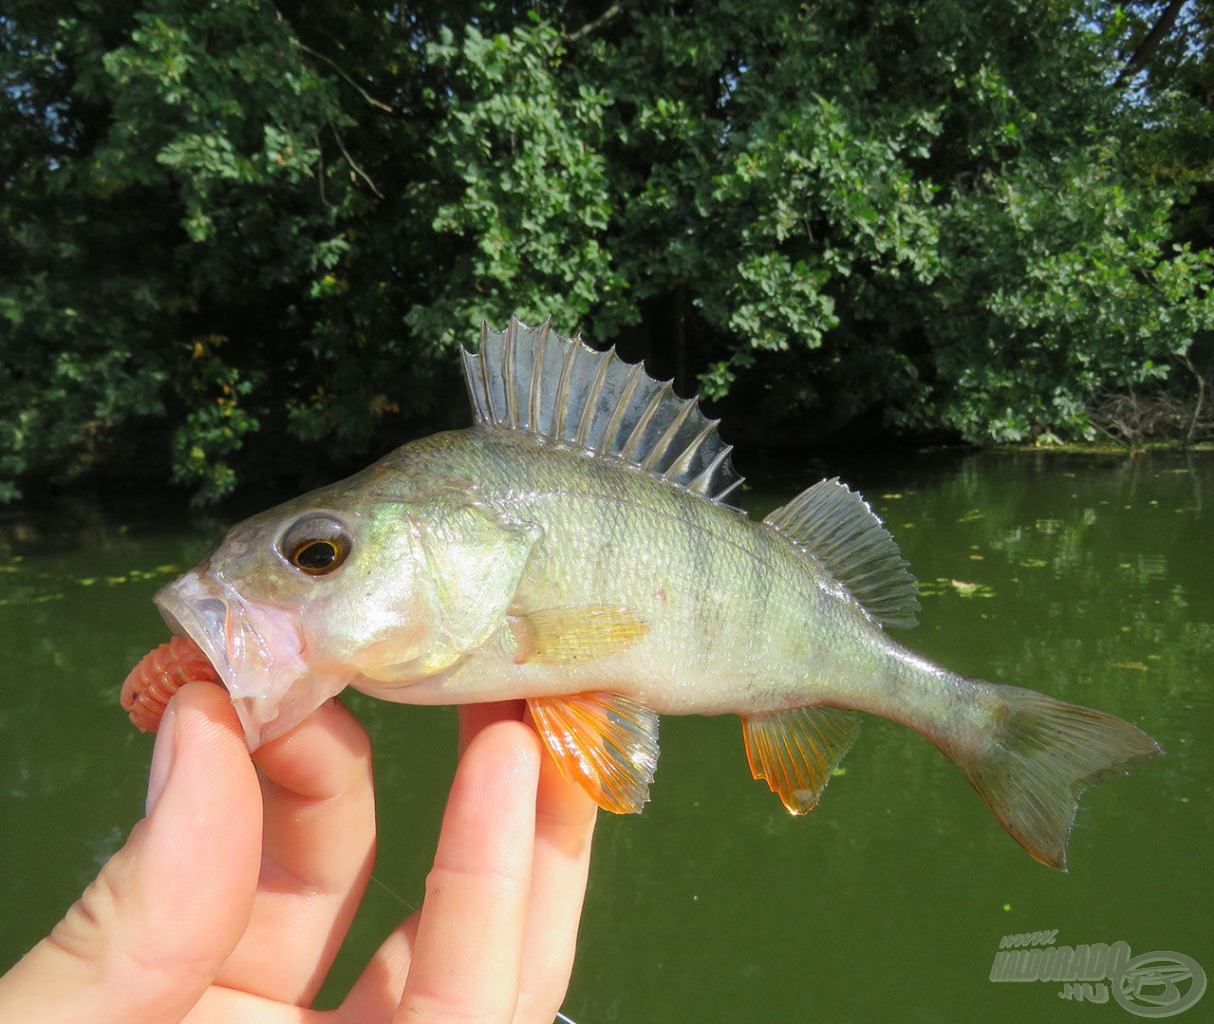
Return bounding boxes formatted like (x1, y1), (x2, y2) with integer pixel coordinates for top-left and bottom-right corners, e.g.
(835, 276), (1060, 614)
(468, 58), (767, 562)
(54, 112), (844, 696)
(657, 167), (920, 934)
(154, 318), (1161, 870)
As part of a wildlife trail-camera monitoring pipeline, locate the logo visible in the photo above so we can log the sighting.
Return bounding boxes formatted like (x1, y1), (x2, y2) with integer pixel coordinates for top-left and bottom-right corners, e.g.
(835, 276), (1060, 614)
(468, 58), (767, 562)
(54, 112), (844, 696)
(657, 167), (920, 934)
(989, 931), (1206, 1018)
(1113, 952), (1207, 1018)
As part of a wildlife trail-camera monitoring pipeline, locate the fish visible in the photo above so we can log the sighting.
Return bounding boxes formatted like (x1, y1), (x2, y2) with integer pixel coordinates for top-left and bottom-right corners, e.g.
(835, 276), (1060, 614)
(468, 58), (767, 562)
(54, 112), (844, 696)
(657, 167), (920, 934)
(148, 317), (1161, 869)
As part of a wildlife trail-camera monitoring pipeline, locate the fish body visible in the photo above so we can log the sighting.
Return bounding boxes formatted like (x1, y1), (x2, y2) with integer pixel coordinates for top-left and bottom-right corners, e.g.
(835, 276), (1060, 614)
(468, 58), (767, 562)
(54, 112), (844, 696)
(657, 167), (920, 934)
(153, 319), (1160, 869)
(335, 428), (952, 724)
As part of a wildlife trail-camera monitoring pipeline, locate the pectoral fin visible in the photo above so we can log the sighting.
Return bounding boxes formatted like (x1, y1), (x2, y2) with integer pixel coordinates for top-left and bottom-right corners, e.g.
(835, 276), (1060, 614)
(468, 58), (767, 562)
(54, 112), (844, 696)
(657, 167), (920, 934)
(742, 706), (861, 814)
(527, 692), (660, 814)
(512, 605), (648, 664)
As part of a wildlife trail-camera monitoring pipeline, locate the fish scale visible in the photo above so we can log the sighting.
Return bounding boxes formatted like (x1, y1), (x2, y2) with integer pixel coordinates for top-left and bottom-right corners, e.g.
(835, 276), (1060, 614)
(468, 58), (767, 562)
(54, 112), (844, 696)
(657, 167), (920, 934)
(140, 316), (1161, 869)
(399, 429), (822, 712)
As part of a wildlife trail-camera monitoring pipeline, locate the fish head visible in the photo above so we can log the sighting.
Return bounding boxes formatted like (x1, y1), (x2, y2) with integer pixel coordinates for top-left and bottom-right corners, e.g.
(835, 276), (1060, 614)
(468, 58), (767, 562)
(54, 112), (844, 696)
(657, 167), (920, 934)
(154, 471), (441, 748)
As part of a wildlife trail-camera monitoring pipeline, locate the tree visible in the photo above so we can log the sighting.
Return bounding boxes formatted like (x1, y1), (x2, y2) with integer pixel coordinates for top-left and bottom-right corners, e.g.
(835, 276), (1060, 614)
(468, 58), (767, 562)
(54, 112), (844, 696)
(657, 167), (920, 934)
(1, 0), (1210, 503)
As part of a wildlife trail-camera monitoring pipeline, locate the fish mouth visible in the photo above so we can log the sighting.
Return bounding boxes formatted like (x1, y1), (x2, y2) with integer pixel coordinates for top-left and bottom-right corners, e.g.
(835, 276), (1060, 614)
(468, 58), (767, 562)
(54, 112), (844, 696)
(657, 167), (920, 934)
(154, 571), (352, 749)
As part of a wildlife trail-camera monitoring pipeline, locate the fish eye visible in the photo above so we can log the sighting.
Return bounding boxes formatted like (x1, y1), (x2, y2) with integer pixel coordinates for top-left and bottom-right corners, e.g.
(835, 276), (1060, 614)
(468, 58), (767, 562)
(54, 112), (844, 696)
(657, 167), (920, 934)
(279, 515), (353, 577)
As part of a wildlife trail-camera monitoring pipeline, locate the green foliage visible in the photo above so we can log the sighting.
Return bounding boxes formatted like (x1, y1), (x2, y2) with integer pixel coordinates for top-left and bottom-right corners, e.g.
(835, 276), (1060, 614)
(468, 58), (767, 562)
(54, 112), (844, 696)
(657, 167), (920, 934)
(1, 0), (1210, 501)
(923, 152), (1214, 441)
(405, 18), (628, 345)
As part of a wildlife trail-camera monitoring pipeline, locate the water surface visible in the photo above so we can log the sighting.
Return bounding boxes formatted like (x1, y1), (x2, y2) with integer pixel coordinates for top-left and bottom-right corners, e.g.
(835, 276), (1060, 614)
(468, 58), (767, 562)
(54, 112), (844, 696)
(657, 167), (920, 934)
(1, 452), (1210, 1022)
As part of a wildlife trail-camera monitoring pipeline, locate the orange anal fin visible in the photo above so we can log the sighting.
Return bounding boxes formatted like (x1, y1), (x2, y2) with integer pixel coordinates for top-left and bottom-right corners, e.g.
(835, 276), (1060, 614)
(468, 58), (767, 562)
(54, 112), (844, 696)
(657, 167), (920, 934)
(527, 692), (659, 814)
(742, 706), (861, 814)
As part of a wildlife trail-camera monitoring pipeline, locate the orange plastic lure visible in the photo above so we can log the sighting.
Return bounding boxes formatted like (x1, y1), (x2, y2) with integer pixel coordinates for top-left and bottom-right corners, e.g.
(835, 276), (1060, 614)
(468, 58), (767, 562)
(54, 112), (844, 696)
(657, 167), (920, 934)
(121, 635), (222, 732)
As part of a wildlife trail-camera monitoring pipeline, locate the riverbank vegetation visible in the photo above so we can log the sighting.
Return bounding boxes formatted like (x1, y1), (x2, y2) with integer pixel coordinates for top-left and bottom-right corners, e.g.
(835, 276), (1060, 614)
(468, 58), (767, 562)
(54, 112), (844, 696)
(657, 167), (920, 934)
(2, 0), (1211, 502)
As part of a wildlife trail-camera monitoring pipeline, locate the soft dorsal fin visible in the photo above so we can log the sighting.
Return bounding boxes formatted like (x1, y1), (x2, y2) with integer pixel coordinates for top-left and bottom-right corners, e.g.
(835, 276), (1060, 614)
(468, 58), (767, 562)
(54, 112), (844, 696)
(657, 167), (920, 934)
(765, 478), (919, 629)
(461, 317), (744, 510)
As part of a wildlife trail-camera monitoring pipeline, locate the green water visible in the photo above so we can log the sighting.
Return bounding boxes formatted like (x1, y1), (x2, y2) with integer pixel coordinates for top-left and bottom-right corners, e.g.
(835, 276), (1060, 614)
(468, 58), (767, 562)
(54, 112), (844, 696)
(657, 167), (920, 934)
(1, 452), (1211, 1023)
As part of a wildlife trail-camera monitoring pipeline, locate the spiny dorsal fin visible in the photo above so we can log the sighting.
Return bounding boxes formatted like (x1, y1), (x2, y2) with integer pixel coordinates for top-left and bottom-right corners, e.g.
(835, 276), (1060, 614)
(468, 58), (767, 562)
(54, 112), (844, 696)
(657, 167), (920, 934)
(764, 478), (919, 629)
(461, 317), (744, 510)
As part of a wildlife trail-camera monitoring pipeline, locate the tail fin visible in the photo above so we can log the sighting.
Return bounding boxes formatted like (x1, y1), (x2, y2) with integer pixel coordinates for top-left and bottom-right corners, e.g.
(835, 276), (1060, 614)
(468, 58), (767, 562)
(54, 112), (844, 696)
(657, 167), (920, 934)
(946, 683), (1161, 870)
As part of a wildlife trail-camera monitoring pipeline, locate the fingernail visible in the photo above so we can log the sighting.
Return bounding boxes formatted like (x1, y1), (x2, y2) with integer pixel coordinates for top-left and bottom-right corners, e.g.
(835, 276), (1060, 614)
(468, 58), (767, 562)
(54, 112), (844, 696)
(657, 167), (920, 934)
(146, 703), (178, 815)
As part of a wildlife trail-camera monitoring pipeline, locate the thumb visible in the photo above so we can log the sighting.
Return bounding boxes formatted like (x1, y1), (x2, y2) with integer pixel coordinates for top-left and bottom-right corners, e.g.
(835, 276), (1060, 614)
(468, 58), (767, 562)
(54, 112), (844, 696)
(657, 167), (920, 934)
(0, 683), (262, 1024)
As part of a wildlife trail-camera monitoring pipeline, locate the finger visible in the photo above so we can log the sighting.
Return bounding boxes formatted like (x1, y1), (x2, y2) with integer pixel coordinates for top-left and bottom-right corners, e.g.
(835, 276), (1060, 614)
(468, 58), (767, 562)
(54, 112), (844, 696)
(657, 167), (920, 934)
(513, 725), (598, 1024)
(458, 700), (527, 755)
(392, 719), (541, 1024)
(0, 683), (261, 1024)
(334, 914), (420, 1024)
(183, 985), (333, 1024)
(212, 696), (376, 1006)
(340, 702), (528, 1022)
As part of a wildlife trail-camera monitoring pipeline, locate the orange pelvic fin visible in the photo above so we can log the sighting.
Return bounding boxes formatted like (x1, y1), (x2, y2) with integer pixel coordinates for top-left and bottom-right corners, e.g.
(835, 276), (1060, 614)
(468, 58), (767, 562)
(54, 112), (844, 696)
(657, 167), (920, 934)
(742, 705), (861, 814)
(513, 605), (647, 664)
(527, 691), (659, 813)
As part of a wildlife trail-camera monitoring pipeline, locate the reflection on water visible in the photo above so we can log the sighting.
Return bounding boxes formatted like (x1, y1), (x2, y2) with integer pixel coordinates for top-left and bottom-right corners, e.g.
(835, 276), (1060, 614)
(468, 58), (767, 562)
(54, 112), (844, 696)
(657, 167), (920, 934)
(1, 453), (1211, 1022)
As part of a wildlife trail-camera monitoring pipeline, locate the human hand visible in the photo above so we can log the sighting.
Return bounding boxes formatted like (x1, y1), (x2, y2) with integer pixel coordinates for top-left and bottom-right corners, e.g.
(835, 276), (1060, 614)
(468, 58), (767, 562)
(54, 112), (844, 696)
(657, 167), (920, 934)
(0, 682), (597, 1024)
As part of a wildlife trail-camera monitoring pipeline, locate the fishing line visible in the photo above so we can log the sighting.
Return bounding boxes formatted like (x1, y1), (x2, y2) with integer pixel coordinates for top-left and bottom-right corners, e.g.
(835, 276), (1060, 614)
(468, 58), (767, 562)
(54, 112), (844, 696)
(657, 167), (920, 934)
(369, 874), (584, 1024)
(368, 871), (416, 912)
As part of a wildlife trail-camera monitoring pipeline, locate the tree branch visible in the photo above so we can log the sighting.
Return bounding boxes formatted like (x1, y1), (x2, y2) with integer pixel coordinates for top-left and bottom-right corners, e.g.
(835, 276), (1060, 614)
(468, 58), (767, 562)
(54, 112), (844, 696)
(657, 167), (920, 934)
(1181, 354), (1207, 450)
(566, 2), (624, 44)
(315, 129), (329, 206)
(328, 122), (383, 198)
(1116, 0), (1187, 87)
(298, 41), (394, 112)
